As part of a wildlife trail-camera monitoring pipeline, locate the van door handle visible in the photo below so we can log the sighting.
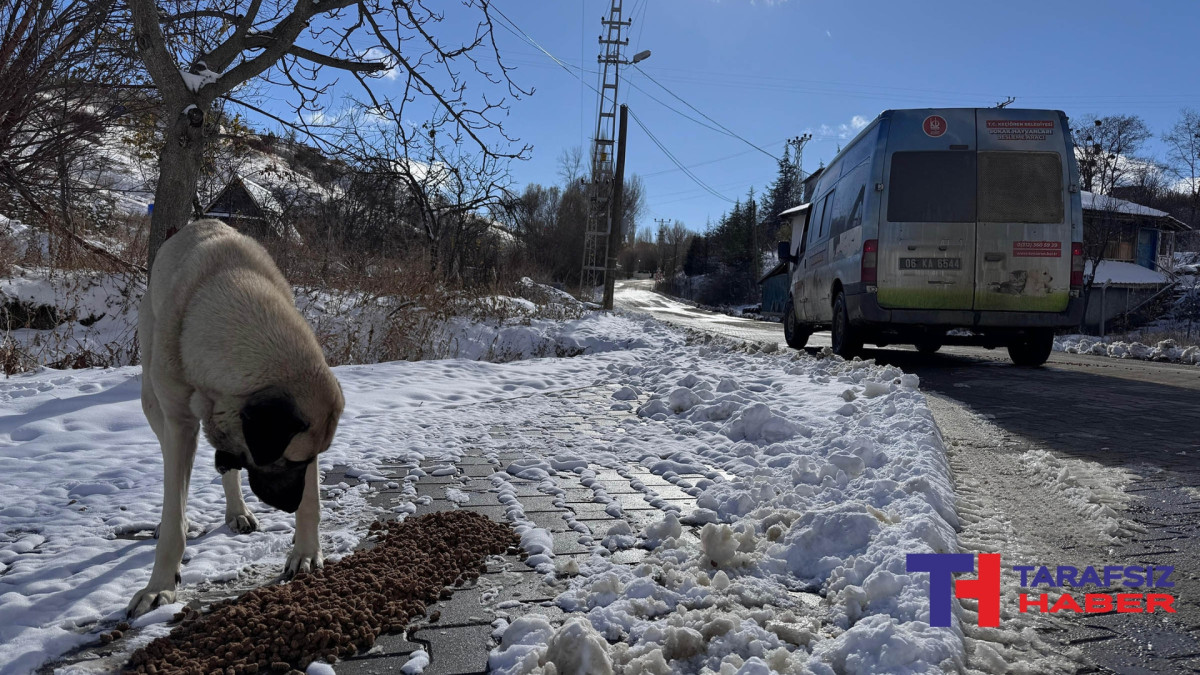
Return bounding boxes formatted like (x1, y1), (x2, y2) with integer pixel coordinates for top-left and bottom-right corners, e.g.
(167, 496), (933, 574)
(937, 245), (948, 251)
(984, 253), (1004, 262)
(907, 245), (917, 251)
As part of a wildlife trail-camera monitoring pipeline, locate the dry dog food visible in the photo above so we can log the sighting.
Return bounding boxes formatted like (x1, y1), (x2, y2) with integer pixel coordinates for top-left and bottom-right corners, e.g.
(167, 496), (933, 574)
(126, 511), (518, 673)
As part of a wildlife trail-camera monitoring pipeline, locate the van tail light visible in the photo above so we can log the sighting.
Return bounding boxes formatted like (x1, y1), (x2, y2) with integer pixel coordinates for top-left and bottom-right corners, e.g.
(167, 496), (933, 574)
(861, 239), (879, 284)
(1070, 242), (1084, 288)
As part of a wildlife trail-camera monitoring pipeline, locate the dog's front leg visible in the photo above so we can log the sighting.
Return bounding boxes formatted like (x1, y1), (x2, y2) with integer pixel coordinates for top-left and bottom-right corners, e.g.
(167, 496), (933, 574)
(128, 417), (198, 617)
(284, 460), (323, 577)
(221, 469), (259, 534)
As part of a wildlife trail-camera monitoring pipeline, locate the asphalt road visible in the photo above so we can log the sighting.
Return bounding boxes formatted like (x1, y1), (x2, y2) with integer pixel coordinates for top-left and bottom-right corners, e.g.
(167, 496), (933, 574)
(617, 279), (1200, 675)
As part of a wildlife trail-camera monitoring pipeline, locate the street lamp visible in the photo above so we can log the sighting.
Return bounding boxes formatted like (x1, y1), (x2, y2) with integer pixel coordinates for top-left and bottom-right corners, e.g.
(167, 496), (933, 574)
(631, 49), (651, 64)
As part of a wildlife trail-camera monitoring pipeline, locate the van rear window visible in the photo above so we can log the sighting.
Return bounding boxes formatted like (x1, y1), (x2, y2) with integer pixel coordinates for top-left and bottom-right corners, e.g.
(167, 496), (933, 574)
(887, 152), (976, 223)
(978, 151), (1063, 223)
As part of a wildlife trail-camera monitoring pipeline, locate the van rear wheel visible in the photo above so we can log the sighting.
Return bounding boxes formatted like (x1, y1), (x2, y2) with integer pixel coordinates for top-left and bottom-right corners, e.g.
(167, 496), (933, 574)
(831, 292), (862, 358)
(1007, 330), (1053, 366)
(914, 340), (942, 355)
(783, 299), (810, 349)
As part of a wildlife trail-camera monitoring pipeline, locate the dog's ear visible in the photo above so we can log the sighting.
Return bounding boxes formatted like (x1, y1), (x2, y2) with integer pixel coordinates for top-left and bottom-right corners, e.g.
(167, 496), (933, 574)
(241, 388), (309, 466)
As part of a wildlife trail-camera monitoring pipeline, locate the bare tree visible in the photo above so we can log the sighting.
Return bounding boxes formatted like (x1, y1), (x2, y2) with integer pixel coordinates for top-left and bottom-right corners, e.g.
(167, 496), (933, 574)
(329, 106), (514, 279)
(1163, 108), (1200, 228)
(128, 0), (531, 268)
(557, 146), (584, 186)
(0, 0), (137, 250)
(1074, 114), (1151, 195)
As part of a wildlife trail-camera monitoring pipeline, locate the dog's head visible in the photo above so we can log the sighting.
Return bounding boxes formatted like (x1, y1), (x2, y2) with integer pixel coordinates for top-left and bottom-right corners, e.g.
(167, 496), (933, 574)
(206, 372), (344, 513)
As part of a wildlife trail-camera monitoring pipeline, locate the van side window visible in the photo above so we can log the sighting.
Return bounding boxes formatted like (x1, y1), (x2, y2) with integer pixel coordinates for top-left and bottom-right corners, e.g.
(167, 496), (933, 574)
(816, 190), (836, 241)
(830, 161), (870, 236)
(806, 196), (827, 252)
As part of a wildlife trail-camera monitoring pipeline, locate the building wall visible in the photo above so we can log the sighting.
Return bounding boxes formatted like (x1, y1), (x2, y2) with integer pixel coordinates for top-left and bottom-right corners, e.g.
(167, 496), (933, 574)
(760, 272), (789, 319)
(1082, 285), (1161, 333)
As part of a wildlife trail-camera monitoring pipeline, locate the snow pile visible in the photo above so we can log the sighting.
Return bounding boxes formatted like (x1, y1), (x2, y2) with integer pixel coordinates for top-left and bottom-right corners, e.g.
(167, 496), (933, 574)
(488, 327), (968, 674)
(1055, 334), (1200, 365)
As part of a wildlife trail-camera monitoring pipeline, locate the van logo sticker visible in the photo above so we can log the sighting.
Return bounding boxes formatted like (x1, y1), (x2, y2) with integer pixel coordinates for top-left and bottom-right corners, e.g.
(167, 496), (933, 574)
(923, 115), (948, 137)
(986, 120), (1055, 141)
(1013, 241), (1062, 257)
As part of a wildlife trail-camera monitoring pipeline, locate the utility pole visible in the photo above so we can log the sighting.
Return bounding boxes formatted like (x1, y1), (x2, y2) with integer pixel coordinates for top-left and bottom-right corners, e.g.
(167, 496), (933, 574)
(579, 1), (630, 301)
(578, 0), (650, 304)
(788, 133), (812, 202)
(602, 104), (629, 310)
(995, 96), (1017, 109)
(653, 217), (671, 276)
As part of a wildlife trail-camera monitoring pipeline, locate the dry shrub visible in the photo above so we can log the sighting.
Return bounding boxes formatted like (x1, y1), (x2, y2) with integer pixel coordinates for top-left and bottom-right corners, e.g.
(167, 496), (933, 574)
(0, 214), (145, 375)
(1, 214), (585, 373)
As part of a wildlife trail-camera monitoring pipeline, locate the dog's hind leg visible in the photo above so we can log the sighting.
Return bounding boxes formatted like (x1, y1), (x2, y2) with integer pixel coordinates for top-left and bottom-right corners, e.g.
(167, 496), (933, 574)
(222, 470), (259, 534)
(128, 411), (199, 618)
(284, 460), (323, 577)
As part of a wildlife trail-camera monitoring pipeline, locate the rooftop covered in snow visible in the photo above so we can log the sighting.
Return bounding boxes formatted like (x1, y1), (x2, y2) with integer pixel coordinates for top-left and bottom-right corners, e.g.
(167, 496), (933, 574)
(1081, 191), (1189, 231)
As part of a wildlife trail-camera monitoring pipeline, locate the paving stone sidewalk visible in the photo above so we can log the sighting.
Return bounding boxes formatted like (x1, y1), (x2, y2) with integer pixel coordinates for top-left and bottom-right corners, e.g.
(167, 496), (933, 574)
(331, 386), (705, 675)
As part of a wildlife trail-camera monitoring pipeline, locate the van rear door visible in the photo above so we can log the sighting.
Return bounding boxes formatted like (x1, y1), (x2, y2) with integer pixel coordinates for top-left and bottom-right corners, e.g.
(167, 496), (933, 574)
(878, 109), (977, 310)
(973, 110), (1072, 311)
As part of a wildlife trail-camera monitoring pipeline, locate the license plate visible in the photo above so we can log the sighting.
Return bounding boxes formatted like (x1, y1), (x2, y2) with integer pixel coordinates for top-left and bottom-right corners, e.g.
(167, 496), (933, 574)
(900, 257), (962, 270)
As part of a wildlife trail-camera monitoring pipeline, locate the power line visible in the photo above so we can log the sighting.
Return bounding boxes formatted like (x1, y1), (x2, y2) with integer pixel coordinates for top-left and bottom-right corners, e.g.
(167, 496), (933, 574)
(633, 64), (779, 161)
(490, 5), (600, 96)
(627, 107), (734, 203)
(490, 11), (784, 159)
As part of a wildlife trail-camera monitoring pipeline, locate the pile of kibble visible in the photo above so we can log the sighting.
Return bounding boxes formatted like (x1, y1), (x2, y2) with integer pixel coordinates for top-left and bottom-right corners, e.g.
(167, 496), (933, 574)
(126, 511), (519, 674)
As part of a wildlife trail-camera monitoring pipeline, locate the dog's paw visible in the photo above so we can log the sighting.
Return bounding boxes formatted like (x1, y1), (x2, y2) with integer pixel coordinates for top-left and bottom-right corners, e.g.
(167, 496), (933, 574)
(126, 585), (176, 618)
(283, 546), (324, 579)
(225, 511), (259, 534)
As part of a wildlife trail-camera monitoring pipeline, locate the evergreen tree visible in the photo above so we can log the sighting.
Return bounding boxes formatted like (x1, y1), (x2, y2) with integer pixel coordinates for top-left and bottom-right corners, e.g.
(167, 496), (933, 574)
(760, 142), (804, 248)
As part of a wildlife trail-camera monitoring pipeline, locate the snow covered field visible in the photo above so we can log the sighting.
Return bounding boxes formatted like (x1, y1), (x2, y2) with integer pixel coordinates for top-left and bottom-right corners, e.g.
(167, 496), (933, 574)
(0, 309), (968, 674)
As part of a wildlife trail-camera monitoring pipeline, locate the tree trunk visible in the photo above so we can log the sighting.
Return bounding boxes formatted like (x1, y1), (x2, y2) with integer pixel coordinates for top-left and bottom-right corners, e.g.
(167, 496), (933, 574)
(147, 107), (207, 271)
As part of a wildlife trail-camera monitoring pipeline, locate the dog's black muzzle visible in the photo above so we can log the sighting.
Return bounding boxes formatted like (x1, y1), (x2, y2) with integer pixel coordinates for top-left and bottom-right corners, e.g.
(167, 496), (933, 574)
(247, 459), (311, 513)
(217, 450), (311, 513)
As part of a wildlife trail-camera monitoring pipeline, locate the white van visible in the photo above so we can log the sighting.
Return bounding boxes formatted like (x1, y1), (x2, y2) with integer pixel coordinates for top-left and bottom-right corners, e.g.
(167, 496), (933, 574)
(777, 108), (1085, 366)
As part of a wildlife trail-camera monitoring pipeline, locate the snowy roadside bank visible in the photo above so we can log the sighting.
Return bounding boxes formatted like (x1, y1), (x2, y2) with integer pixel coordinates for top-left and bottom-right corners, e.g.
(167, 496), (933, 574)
(1055, 334), (1200, 365)
(1, 311), (968, 674)
(489, 326), (965, 675)
(0, 267), (595, 371)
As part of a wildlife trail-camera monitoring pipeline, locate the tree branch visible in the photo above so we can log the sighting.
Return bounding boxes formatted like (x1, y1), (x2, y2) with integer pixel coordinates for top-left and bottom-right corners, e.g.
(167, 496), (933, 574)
(283, 44), (386, 73)
(201, 0), (263, 72)
(128, 0), (186, 100)
(163, 9), (241, 24)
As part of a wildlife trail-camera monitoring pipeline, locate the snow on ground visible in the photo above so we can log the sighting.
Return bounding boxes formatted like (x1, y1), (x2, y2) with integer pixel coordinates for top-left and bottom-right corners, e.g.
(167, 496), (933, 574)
(1083, 260), (1168, 286)
(1, 307), (967, 674)
(1055, 334), (1200, 365)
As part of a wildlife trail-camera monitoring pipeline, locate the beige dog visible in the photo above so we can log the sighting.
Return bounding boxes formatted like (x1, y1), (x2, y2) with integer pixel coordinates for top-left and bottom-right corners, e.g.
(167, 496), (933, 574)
(128, 219), (343, 618)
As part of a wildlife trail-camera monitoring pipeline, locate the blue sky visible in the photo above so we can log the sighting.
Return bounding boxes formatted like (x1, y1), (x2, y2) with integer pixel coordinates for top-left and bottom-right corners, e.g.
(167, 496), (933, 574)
(478, 0), (1200, 233)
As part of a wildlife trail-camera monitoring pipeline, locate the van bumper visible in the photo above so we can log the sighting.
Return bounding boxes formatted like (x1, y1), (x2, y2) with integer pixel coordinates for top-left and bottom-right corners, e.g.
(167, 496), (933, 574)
(845, 284), (1083, 329)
